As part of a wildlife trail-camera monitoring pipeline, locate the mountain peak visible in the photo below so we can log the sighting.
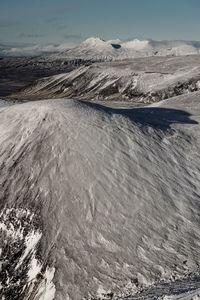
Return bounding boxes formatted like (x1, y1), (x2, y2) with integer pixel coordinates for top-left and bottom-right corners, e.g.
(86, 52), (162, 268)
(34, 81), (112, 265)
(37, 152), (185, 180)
(57, 37), (200, 61)
(82, 37), (105, 46)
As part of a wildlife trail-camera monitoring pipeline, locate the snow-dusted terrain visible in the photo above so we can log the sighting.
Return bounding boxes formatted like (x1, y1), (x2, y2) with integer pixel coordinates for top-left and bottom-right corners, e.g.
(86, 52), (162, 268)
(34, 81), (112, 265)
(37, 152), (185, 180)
(2, 37), (200, 98)
(0, 55), (91, 97)
(56, 37), (200, 61)
(0, 90), (200, 299)
(12, 55), (200, 102)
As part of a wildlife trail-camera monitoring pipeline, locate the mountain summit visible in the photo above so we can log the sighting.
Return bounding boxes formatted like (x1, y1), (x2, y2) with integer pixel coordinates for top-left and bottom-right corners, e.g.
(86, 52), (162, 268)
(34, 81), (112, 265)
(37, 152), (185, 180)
(57, 37), (200, 61)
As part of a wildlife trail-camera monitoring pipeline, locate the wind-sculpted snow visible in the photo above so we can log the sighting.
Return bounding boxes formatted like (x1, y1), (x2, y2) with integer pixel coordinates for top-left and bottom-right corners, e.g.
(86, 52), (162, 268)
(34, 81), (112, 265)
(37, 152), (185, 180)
(0, 93), (200, 299)
(12, 55), (200, 102)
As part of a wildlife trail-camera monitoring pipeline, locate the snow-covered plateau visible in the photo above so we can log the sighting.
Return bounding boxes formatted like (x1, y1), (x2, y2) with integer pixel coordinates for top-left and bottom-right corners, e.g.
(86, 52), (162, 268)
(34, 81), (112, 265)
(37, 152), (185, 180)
(12, 55), (200, 103)
(0, 90), (200, 299)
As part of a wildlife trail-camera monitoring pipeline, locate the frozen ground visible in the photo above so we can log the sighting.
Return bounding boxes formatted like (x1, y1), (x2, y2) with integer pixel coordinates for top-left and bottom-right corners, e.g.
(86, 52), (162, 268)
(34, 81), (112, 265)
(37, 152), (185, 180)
(12, 55), (200, 102)
(0, 91), (200, 299)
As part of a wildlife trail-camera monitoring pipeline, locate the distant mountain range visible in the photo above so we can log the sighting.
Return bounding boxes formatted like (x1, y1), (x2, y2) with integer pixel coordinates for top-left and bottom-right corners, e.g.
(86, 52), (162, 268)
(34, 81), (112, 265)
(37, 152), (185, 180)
(1, 37), (200, 59)
(2, 37), (200, 98)
(55, 37), (200, 61)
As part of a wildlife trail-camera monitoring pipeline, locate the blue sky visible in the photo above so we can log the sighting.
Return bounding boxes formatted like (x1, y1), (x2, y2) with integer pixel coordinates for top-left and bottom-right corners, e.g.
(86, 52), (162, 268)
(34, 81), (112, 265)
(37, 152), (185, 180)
(1, 0), (200, 45)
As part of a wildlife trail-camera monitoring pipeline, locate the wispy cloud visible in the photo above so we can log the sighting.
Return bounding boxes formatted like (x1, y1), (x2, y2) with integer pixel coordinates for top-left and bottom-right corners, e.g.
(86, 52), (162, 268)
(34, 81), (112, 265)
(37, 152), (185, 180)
(63, 34), (82, 40)
(45, 17), (60, 24)
(0, 42), (77, 57)
(19, 33), (45, 38)
(0, 42), (34, 48)
(0, 20), (21, 27)
(57, 24), (68, 30)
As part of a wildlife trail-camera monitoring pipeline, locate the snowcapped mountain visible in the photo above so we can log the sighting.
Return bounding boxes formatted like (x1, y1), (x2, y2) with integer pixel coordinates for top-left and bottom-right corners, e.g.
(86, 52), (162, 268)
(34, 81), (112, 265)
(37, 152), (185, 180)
(2, 37), (200, 98)
(1, 38), (200, 60)
(0, 92), (200, 299)
(12, 55), (200, 102)
(56, 37), (200, 61)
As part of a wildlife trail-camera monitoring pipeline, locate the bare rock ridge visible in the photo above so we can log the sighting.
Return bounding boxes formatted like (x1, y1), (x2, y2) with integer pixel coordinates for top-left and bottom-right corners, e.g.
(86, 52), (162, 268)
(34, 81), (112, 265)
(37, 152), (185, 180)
(12, 55), (200, 103)
(0, 93), (200, 299)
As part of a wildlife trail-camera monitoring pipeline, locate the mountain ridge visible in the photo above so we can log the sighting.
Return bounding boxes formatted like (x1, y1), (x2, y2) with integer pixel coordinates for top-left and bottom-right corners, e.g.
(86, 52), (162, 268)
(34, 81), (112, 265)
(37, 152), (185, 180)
(55, 37), (200, 61)
(11, 55), (200, 103)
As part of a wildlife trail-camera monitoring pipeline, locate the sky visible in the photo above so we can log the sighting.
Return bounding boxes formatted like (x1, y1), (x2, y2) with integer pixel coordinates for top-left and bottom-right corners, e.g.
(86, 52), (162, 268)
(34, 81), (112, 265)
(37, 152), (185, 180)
(0, 0), (200, 55)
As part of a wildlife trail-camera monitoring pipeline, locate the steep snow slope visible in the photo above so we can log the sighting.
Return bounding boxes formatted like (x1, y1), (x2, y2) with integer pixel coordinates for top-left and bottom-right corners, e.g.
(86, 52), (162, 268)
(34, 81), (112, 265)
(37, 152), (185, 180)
(56, 37), (200, 61)
(0, 92), (200, 299)
(12, 55), (200, 102)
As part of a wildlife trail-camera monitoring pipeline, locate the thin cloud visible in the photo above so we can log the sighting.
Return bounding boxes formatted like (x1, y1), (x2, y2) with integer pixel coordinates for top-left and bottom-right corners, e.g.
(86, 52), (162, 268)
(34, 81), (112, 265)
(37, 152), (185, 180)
(19, 33), (45, 38)
(64, 34), (82, 40)
(0, 42), (77, 57)
(45, 17), (60, 23)
(0, 42), (34, 48)
(0, 20), (21, 27)
(57, 25), (68, 30)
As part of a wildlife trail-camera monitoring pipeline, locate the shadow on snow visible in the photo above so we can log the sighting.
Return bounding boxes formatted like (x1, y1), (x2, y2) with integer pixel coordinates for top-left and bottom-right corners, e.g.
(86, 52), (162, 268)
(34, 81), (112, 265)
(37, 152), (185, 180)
(78, 100), (198, 131)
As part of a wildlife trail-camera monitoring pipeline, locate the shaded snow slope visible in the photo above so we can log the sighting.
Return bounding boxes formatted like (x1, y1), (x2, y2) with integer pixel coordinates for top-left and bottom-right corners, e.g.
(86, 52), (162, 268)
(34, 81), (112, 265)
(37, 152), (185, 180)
(0, 93), (200, 299)
(12, 55), (200, 102)
(56, 37), (200, 61)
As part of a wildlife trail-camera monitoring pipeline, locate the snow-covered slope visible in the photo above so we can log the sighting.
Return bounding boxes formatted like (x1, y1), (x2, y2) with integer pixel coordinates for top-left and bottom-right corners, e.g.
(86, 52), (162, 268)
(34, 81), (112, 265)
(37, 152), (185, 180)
(12, 55), (200, 102)
(0, 92), (200, 299)
(56, 37), (200, 61)
(2, 38), (200, 98)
